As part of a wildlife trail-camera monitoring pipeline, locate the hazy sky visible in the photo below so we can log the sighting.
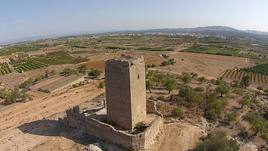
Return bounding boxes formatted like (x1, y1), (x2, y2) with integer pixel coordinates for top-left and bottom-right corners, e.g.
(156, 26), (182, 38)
(1, 0), (268, 44)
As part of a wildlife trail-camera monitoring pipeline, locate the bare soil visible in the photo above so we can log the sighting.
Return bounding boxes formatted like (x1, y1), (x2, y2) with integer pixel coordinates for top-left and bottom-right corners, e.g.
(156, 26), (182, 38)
(160, 52), (254, 79)
(148, 122), (205, 151)
(0, 82), (104, 151)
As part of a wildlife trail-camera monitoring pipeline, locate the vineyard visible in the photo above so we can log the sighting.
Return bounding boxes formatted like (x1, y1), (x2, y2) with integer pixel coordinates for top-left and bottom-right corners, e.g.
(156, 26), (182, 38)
(221, 69), (268, 84)
(0, 63), (12, 75)
(241, 64), (268, 75)
(13, 60), (48, 73)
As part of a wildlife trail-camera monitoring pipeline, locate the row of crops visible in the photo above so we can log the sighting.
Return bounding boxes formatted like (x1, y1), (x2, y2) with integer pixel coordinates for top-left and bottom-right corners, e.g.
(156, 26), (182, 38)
(0, 63), (12, 75)
(222, 69), (268, 84)
(241, 64), (268, 75)
(0, 52), (87, 75)
(12, 60), (48, 73)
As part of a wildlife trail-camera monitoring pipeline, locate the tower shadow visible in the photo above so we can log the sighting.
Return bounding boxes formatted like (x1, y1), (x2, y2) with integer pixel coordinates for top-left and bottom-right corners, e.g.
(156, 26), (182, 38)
(18, 119), (99, 145)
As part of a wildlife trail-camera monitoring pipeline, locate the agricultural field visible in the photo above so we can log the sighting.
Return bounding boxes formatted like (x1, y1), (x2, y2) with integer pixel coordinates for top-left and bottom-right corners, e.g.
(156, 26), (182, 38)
(33, 51), (87, 65)
(183, 44), (259, 59)
(0, 43), (48, 56)
(12, 60), (48, 73)
(0, 63), (12, 75)
(241, 64), (268, 75)
(221, 69), (268, 84)
(10, 51), (87, 73)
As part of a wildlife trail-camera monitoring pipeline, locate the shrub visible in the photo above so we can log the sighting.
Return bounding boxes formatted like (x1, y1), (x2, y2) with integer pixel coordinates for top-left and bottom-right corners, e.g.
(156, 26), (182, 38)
(134, 122), (147, 133)
(238, 128), (250, 140)
(190, 72), (198, 78)
(61, 68), (77, 77)
(78, 64), (87, 73)
(194, 87), (205, 92)
(245, 112), (267, 135)
(264, 89), (268, 97)
(198, 77), (207, 83)
(179, 86), (193, 98)
(172, 107), (185, 119)
(98, 81), (105, 89)
(204, 94), (227, 121)
(257, 86), (263, 91)
(157, 95), (165, 101)
(240, 75), (250, 88)
(1, 88), (28, 105)
(128, 147), (137, 151)
(239, 95), (252, 108)
(194, 131), (240, 151)
(19, 78), (34, 89)
(146, 78), (155, 93)
(180, 72), (192, 84)
(226, 112), (237, 123)
(160, 58), (176, 66)
(88, 68), (101, 78)
(179, 86), (204, 105)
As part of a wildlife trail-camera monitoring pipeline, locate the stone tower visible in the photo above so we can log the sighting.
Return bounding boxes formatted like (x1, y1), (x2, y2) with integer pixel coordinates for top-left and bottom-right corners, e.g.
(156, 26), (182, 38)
(105, 56), (147, 130)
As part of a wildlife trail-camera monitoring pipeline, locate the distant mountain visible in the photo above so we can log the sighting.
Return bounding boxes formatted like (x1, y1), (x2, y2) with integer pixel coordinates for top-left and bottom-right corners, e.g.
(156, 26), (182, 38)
(112, 26), (268, 44)
(244, 30), (268, 36)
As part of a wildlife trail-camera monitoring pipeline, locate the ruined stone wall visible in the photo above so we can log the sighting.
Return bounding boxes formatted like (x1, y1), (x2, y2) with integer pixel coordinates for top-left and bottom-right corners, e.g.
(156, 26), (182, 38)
(64, 106), (85, 129)
(144, 117), (164, 149)
(105, 57), (146, 130)
(85, 117), (144, 149)
(84, 116), (163, 150)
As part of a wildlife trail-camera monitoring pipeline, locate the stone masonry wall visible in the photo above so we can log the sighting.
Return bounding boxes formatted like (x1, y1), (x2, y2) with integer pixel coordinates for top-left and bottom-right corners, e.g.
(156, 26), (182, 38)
(64, 106), (85, 129)
(85, 116), (163, 150)
(105, 57), (146, 130)
(129, 58), (147, 129)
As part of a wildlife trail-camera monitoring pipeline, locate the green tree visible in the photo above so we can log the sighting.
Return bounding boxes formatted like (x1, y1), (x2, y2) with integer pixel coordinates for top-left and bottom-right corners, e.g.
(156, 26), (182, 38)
(179, 86), (204, 105)
(164, 78), (177, 94)
(194, 131), (240, 151)
(215, 83), (230, 97)
(205, 94), (227, 121)
(240, 75), (250, 88)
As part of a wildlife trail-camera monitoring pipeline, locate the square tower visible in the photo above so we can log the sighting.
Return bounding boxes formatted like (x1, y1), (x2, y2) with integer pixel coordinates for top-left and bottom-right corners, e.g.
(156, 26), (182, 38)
(105, 56), (147, 130)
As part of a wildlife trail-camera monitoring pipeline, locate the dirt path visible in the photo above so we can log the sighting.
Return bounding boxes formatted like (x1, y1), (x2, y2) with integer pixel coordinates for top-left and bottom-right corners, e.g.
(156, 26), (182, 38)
(0, 83), (103, 151)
